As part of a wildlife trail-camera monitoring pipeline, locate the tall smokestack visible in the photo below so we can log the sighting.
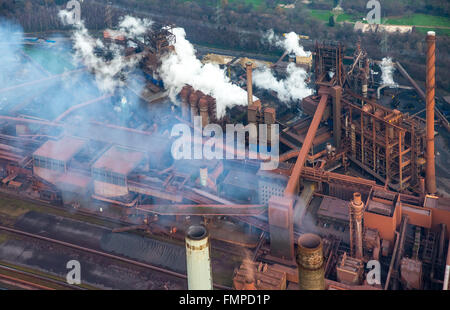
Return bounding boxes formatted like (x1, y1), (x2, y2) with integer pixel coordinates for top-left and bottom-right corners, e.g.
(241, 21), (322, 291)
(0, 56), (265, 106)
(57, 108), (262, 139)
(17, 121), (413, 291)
(350, 192), (364, 259)
(189, 91), (200, 123)
(185, 225), (213, 290)
(180, 86), (192, 120)
(297, 233), (325, 290)
(246, 62), (253, 106)
(199, 96), (209, 128)
(426, 31), (437, 194)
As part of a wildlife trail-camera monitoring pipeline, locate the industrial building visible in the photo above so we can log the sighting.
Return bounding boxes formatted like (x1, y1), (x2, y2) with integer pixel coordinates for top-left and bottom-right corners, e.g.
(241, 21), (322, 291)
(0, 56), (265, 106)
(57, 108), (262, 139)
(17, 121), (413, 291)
(0, 21), (449, 291)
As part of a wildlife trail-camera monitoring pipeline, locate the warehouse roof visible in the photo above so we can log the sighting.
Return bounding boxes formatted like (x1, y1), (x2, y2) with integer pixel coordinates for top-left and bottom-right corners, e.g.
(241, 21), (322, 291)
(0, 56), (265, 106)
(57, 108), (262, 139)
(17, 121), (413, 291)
(93, 145), (145, 176)
(33, 136), (86, 162)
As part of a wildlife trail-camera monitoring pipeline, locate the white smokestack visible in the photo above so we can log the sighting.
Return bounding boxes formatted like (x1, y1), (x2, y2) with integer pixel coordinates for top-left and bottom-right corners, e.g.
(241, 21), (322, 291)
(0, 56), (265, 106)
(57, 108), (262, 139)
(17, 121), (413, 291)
(159, 27), (251, 119)
(379, 57), (397, 86)
(185, 225), (213, 290)
(253, 63), (312, 103)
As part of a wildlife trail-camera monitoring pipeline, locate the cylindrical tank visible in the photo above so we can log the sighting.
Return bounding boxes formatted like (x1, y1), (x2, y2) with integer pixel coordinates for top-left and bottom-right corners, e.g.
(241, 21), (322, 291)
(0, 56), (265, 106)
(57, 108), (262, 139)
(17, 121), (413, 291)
(297, 233), (325, 290)
(185, 225), (213, 290)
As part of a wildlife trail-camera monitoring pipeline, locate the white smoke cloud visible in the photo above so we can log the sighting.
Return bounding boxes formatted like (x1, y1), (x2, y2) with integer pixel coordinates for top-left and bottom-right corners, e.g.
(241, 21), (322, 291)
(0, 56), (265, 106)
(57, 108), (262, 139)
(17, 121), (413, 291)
(263, 29), (310, 57)
(253, 63), (312, 103)
(59, 11), (148, 93)
(379, 57), (397, 86)
(118, 16), (153, 37)
(158, 27), (250, 119)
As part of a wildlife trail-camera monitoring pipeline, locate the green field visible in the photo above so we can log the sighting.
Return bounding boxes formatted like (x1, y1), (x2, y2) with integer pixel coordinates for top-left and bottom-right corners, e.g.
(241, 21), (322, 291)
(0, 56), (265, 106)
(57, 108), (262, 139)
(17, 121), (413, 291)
(415, 27), (450, 36)
(385, 14), (450, 28)
(309, 9), (333, 22)
(309, 9), (361, 23)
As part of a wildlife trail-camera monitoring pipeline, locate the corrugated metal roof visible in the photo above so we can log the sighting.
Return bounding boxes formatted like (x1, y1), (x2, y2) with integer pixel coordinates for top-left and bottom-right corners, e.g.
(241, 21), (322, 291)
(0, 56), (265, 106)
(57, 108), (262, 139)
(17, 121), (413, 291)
(93, 145), (145, 175)
(33, 136), (86, 162)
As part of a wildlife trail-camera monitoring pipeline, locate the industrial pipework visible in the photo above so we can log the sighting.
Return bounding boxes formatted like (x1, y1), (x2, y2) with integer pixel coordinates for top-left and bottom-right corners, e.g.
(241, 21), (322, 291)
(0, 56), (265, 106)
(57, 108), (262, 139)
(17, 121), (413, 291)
(426, 31), (437, 194)
(297, 233), (325, 290)
(185, 225), (213, 290)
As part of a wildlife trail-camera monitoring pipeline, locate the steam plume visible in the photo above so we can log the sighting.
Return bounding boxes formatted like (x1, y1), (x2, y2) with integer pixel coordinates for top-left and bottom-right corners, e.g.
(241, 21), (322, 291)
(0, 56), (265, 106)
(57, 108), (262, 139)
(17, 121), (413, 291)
(379, 57), (397, 86)
(253, 63), (312, 103)
(158, 27), (250, 119)
(118, 16), (153, 37)
(263, 29), (310, 57)
(59, 11), (147, 93)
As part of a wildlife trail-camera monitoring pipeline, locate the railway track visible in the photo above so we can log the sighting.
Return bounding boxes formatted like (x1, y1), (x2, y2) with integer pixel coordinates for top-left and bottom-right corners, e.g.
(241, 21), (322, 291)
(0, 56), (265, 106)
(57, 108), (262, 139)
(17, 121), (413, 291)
(0, 188), (254, 262)
(0, 263), (84, 290)
(0, 225), (231, 290)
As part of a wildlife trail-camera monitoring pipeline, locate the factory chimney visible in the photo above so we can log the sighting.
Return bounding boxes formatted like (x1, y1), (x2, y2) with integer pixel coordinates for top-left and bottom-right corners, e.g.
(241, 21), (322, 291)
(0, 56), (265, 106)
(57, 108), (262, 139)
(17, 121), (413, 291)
(185, 225), (213, 290)
(246, 62), (253, 106)
(426, 31), (437, 194)
(297, 233), (325, 290)
(349, 192), (364, 259)
(199, 96), (210, 128)
(189, 91), (200, 122)
(180, 86), (192, 120)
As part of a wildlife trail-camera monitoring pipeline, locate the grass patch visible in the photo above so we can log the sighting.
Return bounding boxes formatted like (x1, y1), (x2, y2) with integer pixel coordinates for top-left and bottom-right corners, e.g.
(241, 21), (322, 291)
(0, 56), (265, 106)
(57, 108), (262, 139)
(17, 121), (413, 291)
(309, 9), (333, 22)
(308, 9), (361, 23)
(385, 14), (450, 28)
(0, 233), (9, 244)
(416, 27), (450, 36)
(0, 201), (30, 218)
(336, 12), (361, 23)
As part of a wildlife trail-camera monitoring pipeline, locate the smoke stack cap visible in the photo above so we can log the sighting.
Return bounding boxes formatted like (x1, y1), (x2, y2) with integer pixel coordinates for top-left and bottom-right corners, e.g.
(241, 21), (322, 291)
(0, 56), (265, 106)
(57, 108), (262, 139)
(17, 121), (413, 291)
(186, 225), (208, 240)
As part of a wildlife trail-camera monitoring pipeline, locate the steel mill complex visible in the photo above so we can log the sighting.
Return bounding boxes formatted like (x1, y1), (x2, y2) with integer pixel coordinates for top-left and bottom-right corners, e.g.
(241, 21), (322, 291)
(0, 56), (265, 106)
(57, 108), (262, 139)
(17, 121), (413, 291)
(0, 10), (449, 293)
